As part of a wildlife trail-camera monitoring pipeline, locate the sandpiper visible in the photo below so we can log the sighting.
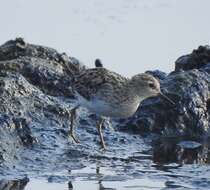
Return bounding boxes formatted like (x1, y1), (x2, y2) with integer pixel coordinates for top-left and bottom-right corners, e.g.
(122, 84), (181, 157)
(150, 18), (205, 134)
(67, 63), (174, 149)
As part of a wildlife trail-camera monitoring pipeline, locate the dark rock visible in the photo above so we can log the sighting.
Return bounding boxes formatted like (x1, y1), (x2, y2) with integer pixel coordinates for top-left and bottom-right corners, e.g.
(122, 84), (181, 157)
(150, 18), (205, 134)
(145, 70), (167, 81)
(0, 38), (88, 97)
(0, 177), (29, 190)
(0, 39), (85, 169)
(13, 117), (37, 146)
(0, 38), (85, 97)
(175, 45), (210, 71)
(0, 114), (35, 165)
(0, 37), (72, 64)
(152, 138), (209, 164)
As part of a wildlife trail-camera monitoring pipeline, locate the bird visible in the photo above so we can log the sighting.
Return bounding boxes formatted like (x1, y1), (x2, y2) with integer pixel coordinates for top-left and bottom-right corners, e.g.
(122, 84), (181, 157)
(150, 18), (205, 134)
(66, 64), (174, 150)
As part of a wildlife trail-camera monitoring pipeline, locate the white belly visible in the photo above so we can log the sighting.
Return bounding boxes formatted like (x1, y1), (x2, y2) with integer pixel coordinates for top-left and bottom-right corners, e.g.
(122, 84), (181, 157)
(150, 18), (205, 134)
(76, 93), (140, 118)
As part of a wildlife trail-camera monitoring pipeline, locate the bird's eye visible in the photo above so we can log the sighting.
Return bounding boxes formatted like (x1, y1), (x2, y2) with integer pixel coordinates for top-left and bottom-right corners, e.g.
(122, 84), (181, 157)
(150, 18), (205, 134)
(149, 83), (155, 88)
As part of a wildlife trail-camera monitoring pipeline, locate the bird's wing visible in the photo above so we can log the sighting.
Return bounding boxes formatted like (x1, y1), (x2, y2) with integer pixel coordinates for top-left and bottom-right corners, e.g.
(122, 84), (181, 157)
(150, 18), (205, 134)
(74, 68), (127, 101)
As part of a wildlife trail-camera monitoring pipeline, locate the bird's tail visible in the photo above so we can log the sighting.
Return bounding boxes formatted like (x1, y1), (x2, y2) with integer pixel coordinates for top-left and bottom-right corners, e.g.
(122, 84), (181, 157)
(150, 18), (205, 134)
(95, 59), (103, 68)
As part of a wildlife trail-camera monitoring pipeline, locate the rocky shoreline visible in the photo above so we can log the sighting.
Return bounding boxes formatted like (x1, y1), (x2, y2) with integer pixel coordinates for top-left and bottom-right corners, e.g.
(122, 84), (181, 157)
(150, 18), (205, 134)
(0, 38), (209, 177)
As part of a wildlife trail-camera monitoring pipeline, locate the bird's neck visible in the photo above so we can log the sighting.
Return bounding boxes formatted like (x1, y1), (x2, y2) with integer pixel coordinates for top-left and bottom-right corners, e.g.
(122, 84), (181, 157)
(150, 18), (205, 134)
(125, 80), (149, 103)
(122, 82), (140, 102)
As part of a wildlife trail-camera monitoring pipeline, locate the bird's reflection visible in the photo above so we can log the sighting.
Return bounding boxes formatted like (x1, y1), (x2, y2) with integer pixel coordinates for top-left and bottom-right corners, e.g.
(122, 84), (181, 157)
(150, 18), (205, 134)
(95, 166), (116, 190)
(65, 137), (210, 190)
(98, 180), (116, 190)
(68, 181), (73, 190)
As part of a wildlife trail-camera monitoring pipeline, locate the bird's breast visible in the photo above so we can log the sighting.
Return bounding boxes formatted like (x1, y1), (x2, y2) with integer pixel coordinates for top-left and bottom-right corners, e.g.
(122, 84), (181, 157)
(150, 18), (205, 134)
(77, 93), (140, 118)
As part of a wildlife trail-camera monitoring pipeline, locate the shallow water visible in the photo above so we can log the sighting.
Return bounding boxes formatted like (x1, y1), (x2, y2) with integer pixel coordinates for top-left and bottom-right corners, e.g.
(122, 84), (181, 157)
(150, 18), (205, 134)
(25, 166), (166, 190)
(1, 135), (210, 190)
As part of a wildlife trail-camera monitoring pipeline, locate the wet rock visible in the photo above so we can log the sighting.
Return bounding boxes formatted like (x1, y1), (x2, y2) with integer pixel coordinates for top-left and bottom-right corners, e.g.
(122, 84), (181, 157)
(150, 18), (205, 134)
(175, 45), (210, 71)
(0, 114), (34, 166)
(152, 138), (210, 164)
(13, 117), (37, 146)
(145, 70), (167, 81)
(0, 37), (75, 65)
(0, 38), (85, 97)
(0, 177), (29, 190)
(0, 39), (86, 169)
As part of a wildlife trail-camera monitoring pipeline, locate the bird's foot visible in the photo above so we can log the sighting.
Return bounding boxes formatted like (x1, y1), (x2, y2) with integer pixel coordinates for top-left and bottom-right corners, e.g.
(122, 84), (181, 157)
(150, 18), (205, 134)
(100, 140), (107, 151)
(100, 147), (107, 152)
(69, 132), (80, 143)
(99, 145), (107, 152)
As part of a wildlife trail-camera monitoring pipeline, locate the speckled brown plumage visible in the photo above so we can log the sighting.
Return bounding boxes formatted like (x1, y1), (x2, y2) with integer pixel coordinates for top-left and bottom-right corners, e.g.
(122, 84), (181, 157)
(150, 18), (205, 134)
(73, 68), (128, 101)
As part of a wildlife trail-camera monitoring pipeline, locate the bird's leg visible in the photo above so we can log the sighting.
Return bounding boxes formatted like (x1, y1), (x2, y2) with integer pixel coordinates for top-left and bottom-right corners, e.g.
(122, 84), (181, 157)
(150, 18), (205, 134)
(97, 117), (106, 150)
(69, 105), (80, 143)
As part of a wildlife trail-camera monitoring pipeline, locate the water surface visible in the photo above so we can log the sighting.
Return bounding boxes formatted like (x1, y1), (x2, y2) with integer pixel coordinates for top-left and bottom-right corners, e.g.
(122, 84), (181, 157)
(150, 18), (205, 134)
(2, 136), (210, 190)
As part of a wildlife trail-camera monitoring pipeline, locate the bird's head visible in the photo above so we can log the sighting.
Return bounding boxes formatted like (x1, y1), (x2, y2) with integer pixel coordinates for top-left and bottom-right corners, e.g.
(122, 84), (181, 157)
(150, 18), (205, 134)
(129, 73), (174, 104)
(130, 73), (160, 98)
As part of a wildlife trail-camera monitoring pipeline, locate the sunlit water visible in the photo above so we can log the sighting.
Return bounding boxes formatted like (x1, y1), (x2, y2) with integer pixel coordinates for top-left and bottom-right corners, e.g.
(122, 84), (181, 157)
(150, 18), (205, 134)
(25, 165), (165, 190)
(2, 137), (210, 190)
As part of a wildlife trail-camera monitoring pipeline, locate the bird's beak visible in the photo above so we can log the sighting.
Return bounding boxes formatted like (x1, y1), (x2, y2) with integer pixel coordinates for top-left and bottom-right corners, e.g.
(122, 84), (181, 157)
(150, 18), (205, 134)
(159, 92), (175, 105)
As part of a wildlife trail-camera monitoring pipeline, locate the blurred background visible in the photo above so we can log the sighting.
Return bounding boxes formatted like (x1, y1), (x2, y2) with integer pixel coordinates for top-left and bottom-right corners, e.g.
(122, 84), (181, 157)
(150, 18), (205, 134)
(0, 0), (209, 76)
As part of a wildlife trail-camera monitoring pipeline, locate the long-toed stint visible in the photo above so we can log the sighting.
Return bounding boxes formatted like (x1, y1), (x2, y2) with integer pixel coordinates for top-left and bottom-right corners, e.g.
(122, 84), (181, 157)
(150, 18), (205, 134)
(66, 61), (174, 149)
